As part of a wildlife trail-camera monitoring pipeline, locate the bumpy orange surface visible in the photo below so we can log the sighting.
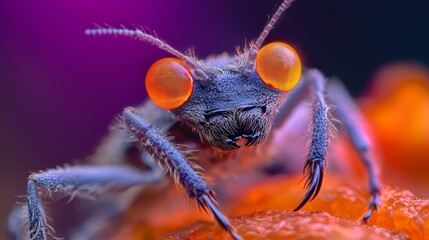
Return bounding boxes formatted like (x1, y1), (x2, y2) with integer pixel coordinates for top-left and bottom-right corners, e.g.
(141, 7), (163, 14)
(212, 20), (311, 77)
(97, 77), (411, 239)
(165, 175), (429, 239)
(177, 211), (407, 240)
(97, 175), (429, 239)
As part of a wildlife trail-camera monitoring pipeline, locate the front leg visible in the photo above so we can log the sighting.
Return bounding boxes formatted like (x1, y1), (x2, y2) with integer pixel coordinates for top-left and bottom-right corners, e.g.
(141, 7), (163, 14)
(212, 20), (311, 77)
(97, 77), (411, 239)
(273, 69), (380, 221)
(122, 107), (242, 240)
(270, 69), (331, 210)
(295, 70), (331, 210)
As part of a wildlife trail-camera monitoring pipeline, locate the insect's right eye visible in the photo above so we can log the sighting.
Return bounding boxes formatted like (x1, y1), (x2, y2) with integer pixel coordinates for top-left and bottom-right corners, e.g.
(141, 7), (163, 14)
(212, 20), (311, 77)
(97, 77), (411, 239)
(145, 58), (194, 110)
(256, 42), (302, 92)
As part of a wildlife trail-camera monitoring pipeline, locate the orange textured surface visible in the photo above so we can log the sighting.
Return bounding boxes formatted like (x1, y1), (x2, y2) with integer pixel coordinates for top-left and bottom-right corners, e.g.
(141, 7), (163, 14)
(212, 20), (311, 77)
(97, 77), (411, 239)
(372, 186), (429, 239)
(174, 176), (429, 239)
(177, 211), (407, 240)
(231, 175), (368, 220)
(97, 175), (429, 239)
(230, 175), (429, 239)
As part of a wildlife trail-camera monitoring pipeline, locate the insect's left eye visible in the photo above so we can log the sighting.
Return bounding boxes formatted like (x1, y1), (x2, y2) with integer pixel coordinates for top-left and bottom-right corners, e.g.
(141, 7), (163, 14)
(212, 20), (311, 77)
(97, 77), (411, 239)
(256, 42), (302, 92)
(145, 58), (194, 110)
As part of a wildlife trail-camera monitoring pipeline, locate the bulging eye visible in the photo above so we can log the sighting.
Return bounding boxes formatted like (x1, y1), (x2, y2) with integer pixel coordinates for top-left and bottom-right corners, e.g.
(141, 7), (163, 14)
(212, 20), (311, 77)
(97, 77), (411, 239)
(145, 58), (193, 109)
(256, 42), (302, 92)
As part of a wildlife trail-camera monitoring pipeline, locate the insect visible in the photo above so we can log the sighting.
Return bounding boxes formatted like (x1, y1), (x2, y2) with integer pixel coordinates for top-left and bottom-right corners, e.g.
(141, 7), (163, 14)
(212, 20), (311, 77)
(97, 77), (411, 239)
(8, 0), (381, 239)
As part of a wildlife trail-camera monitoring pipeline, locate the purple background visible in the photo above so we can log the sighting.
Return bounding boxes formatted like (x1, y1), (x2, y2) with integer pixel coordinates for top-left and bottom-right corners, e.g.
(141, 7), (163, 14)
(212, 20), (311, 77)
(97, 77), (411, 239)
(1, 0), (428, 238)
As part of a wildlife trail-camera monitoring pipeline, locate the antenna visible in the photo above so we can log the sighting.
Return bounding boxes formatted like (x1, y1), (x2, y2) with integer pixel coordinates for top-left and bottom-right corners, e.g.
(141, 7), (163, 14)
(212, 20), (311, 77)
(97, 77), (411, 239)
(85, 26), (209, 81)
(243, 0), (295, 76)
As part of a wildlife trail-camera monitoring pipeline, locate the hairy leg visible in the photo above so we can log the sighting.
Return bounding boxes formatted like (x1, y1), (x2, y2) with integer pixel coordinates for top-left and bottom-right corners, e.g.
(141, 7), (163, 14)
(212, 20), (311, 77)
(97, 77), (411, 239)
(271, 69), (380, 221)
(89, 101), (176, 166)
(122, 107), (242, 240)
(9, 164), (163, 240)
(271, 69), (331, 211)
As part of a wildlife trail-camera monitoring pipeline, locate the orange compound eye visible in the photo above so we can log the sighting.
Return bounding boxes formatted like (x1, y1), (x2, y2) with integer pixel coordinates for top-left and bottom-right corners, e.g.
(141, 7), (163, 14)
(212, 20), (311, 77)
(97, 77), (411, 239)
(145, 58), (194, 110)
(256, 42), (302, 92)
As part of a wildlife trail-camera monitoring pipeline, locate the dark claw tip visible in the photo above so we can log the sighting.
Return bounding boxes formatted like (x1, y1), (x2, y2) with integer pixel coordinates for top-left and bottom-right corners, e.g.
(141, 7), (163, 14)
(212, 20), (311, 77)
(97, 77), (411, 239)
(295, 163), (324, 211)
(360, 210), (373, 223)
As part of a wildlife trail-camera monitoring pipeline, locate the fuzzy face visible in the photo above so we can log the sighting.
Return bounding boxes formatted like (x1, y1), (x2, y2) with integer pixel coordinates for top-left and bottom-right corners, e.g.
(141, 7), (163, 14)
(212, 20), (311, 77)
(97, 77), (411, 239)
(173, 59), (288, 150)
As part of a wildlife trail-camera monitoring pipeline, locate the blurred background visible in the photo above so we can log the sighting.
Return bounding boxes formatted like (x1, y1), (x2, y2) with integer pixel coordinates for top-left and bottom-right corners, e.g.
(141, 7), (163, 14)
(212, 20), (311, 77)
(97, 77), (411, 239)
(1, 0), (429, 239)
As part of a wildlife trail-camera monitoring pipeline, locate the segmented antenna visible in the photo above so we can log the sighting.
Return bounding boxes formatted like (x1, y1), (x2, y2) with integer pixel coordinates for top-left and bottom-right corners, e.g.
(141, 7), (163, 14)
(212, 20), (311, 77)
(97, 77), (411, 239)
(85, 26), (209, 81)
(243, 0), (295, 76)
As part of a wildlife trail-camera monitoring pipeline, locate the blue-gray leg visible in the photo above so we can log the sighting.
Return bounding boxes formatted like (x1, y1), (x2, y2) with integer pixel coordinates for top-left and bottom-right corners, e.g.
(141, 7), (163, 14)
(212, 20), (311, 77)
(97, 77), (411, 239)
(27, 181), (48, 240)
(12, 165), (163, 240)
(328, 80), (381, 222)
(293, 69), (330, 210)
(122, 107), (242, 240)
(274, 69), (380, 220)
(270, 69), (331, 211)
